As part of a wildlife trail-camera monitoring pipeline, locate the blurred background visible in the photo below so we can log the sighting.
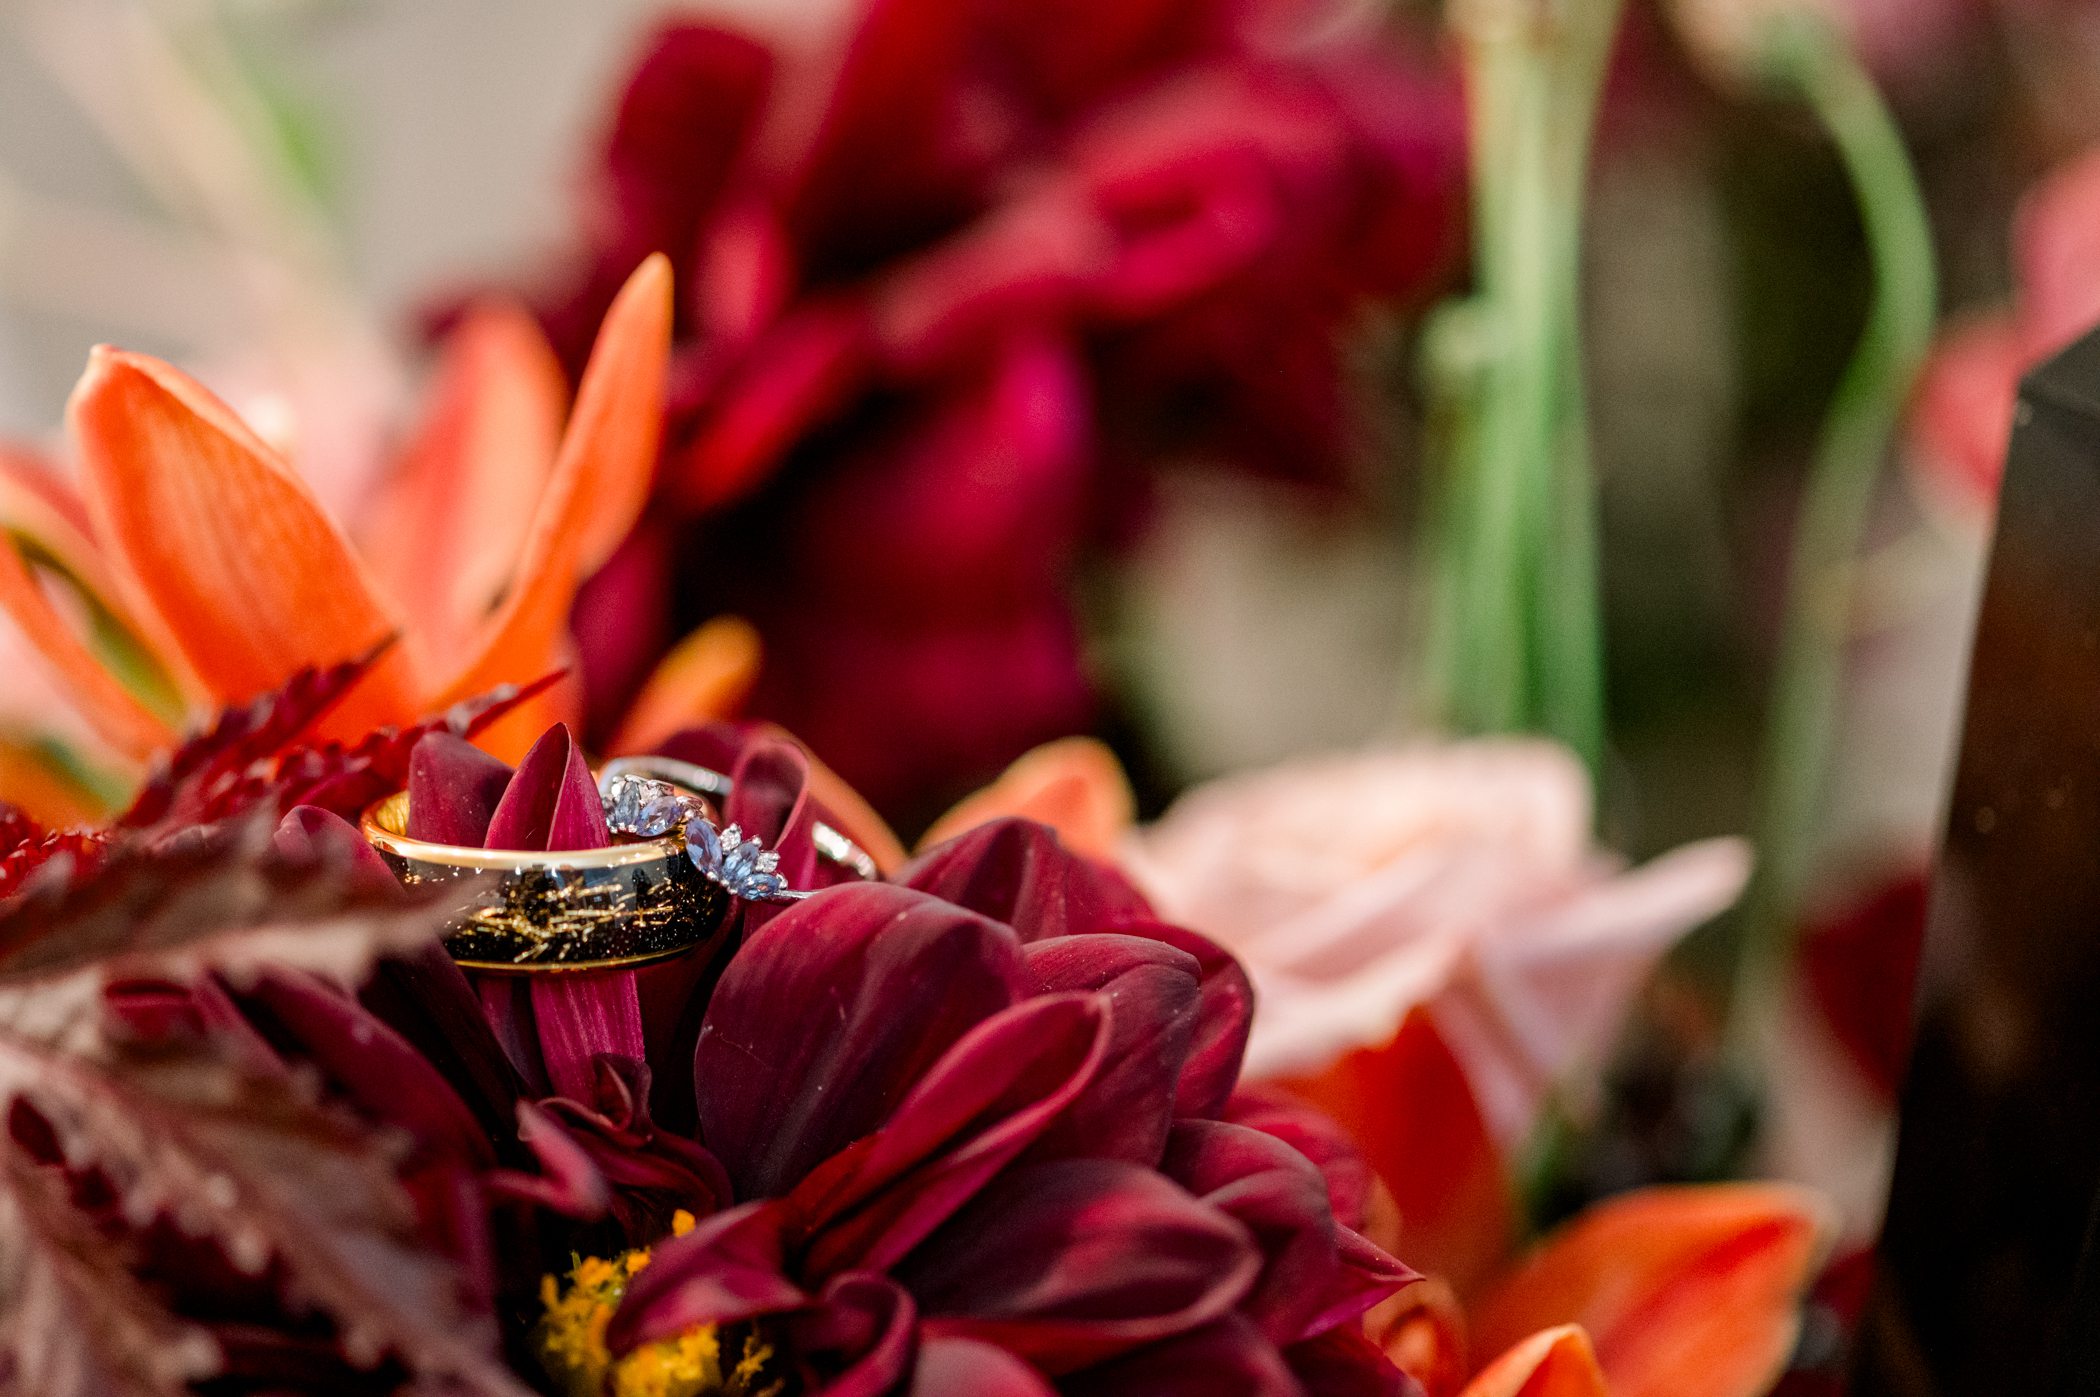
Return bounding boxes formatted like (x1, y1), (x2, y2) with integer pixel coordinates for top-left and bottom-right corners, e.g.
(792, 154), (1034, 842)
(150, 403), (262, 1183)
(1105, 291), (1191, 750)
(4, 0), (2100, 1386)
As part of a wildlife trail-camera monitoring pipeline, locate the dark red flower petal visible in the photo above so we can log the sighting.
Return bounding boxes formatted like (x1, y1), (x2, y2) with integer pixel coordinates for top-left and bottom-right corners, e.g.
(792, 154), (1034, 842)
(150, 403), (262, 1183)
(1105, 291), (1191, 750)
(900, 817), (1155, 941)
(1068, 1314), (1301, 1396)
(404, 732), (512, 846)
(1021, 934), (1201, 1164)
(1283, 1322), (1421, 1397)
(1123, 918), (1252, 1120)
(671, 300), (872, 512)
(358, 946), (524, 1145)
(899, 1157), (1260, 1373)
(238, 968), (495, 1168)
(694, 883), (1024, 1198)
(544, 21), (774, 362)
(1318, 1224), (1418, 1336)
(270, 806), (403, 896)
(485, 723), (609, 851)
(1161, 1119), (1354, 1344)
(1224, 1085), (1379, 1234)
(529, 973), (647, 1102)
(871, 199), (1105, 374)
(767, 0), (988, 270)
(910, 1337), (1055, 1396)
(781, 1272), (918, 1397)
(982, 0), (1224, 120)
(532, 1055), (732, 1235)
(794, 992), (1111, 1276)
(611, 1200), (807, 1348)
(495, 1098), (613, 1218)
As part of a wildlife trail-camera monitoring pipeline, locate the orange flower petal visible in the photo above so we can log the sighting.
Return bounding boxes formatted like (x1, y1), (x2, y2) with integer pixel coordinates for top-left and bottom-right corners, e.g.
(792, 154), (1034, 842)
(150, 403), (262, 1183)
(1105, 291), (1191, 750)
(1459, 1327), (1610, 1397)
(609, 615), (762, 757)
(0, 536), (174, 760)
(66, 347), (418, 735)
(1473, 1185), (1827, 1397)
(435, 255), (671, 704)
(919, 736), (1136, 860)
(474, 668), (585, 766)
(361, 303), (567, 652)
(0, 445), (108, 590)
(1370, 1276), (1471, 1397)
(1280, 1007), (1516, 1300)
(0, 735), (116, 828)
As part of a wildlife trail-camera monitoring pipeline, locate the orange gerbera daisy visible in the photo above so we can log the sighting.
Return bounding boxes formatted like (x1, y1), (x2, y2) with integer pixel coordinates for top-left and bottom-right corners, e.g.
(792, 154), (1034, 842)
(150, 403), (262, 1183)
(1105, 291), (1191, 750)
(0, 255), (760, 823)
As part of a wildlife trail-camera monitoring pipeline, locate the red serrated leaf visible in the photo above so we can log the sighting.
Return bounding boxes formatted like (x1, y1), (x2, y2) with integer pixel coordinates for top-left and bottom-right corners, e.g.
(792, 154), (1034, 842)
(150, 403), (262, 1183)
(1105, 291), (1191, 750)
(0, 818), (459, 987)
(0, 827), (523, 1395)
(119, 642), (395, 832)
(0, 806), (42, 860)
(0, 832), (110, 906)
(0, 1148), (217, 1397)
(0, 1038), (523, 1395)
(124, 672), (563, 836)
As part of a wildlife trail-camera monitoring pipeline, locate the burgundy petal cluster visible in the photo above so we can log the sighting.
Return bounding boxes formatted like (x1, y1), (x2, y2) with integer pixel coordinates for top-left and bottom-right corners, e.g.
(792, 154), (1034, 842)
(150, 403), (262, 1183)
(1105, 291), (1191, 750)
(521, 730), (1405, 1392)
(406, 721), (1418, 1391)
(531, 0), (1464, 813)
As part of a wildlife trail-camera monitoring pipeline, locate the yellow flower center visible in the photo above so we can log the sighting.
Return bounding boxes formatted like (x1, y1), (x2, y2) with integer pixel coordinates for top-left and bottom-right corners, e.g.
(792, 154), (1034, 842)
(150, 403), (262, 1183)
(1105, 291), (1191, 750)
(536, 1211), (787, 1397)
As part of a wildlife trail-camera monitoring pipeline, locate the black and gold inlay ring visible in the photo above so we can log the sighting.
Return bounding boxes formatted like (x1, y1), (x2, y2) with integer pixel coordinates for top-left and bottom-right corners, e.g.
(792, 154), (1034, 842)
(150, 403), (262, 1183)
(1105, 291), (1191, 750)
(360, 790), (730, 974)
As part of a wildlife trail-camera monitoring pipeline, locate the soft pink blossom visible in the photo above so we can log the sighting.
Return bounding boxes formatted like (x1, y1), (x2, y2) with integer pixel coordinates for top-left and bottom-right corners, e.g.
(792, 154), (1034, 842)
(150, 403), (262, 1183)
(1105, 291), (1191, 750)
(1121, 740), (1750, 1148)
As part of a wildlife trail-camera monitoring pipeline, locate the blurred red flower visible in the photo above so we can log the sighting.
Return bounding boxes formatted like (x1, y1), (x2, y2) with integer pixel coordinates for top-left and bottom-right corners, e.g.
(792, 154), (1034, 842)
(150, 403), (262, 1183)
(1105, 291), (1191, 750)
(529, 0), (1464, 816)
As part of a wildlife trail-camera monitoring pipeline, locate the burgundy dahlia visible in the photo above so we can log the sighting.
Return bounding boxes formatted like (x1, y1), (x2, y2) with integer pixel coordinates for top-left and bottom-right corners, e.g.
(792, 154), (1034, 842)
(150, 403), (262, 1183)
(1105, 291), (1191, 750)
(530, 0), (1464, 815)
(417, 720), (1422, 1392)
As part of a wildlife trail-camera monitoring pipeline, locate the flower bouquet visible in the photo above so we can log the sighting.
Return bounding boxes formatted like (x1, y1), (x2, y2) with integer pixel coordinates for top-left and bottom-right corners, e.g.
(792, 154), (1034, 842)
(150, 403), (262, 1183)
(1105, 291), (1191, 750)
(0, 0), (2062, 1390)
(0, 250), (1827, 1393)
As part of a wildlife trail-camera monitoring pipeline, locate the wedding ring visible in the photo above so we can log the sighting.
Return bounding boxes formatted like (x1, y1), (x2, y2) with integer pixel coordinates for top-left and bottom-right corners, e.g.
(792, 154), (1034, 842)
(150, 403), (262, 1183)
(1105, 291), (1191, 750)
(360, 790), (730, 973)
(597, 756), (880, 881)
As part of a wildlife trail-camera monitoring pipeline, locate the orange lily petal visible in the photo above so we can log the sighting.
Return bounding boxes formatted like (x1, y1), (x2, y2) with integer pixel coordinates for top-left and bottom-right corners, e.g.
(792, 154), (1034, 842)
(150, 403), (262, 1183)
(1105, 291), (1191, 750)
(1459, 1327), (1610, 1397)
(1370, 1276), (1470, 1397)
(0, 536), (174, 760)
(1280, 1007), (1516, 1300)
(0, 445), (111, 595)
(67, 347), (418, 736)
(919, 736), (1136, 859)
(0, 444), (197, 704)
(1473, 1185), (1827, 1397)
(609, 615), (762, 757)
(475, 668), (585, 766)
(0, 735), (115, 828)
(435, 255), (671, 704)
(361, 303), (567, 652)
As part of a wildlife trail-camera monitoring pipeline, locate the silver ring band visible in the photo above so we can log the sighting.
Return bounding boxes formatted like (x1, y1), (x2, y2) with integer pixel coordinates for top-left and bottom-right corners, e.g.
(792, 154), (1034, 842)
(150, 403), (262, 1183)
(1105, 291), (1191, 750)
(597, 755), (880, 883)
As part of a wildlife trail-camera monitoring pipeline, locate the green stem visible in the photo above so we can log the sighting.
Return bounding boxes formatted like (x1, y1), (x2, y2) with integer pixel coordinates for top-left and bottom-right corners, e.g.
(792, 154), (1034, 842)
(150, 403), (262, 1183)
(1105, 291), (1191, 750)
(1425, 1), (1621, 774)
(1734, 17), (1938, 1030)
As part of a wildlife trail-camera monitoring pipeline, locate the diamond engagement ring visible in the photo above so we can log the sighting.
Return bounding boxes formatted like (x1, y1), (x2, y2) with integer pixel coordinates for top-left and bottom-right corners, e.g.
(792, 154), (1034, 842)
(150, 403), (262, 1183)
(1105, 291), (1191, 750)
(597, 755), (880, 889)
(600, 770), (803, 902)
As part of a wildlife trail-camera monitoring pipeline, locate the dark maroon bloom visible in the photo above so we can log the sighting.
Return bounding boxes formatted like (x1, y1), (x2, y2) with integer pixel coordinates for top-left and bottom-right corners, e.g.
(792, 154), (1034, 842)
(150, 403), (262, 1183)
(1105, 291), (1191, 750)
(552, 737), (1422, 1392)
(530, 0), (1463, 815)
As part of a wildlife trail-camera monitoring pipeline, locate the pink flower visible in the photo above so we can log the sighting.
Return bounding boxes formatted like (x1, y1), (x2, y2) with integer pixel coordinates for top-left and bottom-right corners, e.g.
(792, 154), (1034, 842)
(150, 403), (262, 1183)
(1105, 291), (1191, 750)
(1120, 741), (1750, 1149)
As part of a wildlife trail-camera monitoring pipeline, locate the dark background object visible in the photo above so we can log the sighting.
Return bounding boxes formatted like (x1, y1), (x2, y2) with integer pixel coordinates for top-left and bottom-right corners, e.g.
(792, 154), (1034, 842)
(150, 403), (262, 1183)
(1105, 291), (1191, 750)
(1855, 327), (2100, 1396)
